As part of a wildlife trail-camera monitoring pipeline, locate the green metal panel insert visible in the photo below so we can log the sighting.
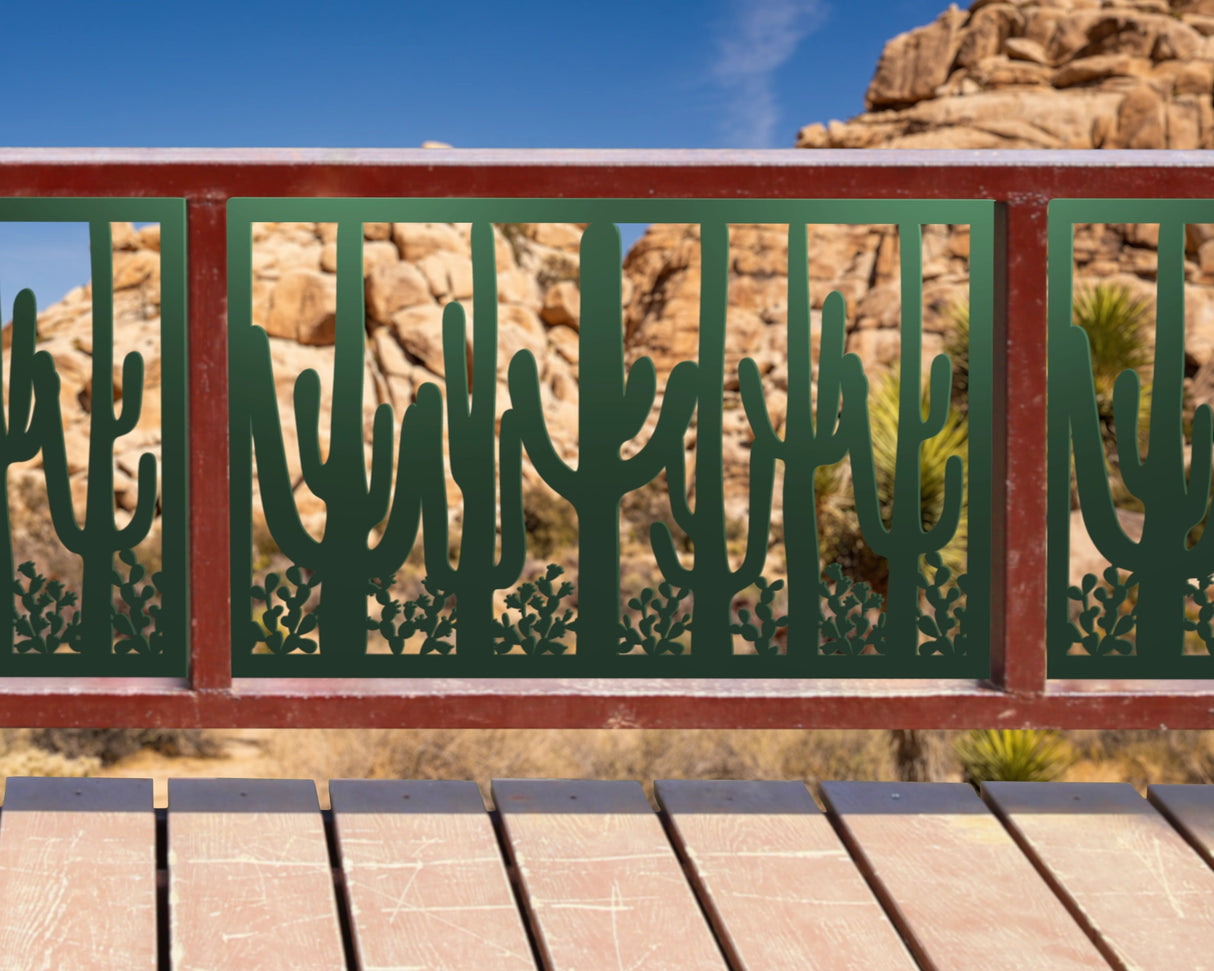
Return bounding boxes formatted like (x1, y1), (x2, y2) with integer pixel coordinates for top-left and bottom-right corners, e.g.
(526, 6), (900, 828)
(0, 199), (187, 676)
(1049, 199), (1214, 678)
(230, 198), (992, 678)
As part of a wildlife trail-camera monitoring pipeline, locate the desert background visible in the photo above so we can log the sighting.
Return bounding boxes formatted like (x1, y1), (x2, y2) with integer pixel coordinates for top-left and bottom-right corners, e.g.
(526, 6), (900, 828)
(9, 0), (1214, 799)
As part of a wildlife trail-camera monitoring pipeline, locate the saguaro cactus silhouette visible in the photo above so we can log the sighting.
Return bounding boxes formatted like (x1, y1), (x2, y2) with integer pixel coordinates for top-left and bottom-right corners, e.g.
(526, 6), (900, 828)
(421, 222), (526, 659)
(247, 221), (443, 658)
(37, 222), (158, 652)
(739, 225), (866, 658)
(1062, 218), (1214, 656)
(847, 222), (963, 656)
(507, 221), (697, 659)
(650, 221), (775, 662)
(0, 289), (51, 653)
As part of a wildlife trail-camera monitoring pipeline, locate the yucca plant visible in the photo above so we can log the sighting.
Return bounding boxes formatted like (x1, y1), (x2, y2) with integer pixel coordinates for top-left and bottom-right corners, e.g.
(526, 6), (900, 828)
(818, 364), (968, 595)
(955, 729), (1073, 784)
(948, 283), (1154, 509)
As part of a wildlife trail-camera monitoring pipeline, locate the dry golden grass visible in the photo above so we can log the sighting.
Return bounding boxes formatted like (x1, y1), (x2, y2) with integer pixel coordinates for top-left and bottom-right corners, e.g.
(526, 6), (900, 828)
(15, 728), (1214, 809)
(265, 728), (950, 807)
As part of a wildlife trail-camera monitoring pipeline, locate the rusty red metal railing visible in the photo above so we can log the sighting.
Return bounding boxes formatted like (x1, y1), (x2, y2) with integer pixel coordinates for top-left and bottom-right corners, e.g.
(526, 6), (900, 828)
(0, 148), (1210, 728)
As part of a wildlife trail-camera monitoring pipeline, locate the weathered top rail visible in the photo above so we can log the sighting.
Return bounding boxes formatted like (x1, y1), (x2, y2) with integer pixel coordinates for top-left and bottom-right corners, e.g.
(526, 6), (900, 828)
(2, 148), (1213, 729)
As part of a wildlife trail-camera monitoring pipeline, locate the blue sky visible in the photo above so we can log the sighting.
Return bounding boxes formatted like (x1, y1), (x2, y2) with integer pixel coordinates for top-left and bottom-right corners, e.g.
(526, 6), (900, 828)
(1, 0), (949, 309)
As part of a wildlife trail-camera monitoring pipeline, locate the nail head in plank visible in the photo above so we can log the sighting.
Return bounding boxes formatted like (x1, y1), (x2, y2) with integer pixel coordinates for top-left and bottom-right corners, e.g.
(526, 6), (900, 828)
(168, 778), (345, 971)
(821, 781), (1109, 971)
(984, 781), (1214, 970)
(0, 778), (156, 971)
(655, 780), (916, 971)
(1148, 783), (1214, 868)
(330, 779), (535, 970)
(493, 779), (729, 971)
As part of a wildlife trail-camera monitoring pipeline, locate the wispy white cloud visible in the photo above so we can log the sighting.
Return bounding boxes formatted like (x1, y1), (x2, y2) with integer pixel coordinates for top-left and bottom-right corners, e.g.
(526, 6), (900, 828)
(711, 0), (828, 148)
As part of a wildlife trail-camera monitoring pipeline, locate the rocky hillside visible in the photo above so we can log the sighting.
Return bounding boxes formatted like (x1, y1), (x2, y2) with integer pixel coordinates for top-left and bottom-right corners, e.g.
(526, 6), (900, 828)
(799, 0), (1214, 150)
(18, 0), (1214, 603)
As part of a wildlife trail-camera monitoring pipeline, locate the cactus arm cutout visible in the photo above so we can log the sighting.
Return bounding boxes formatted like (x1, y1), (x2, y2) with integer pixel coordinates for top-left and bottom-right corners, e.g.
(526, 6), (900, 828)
(114, 352), (144, 437)
(506, 350), (578, 496)
(292, 368), (328, 494)
(1059, 327), (1137, 566)
(509, 221), (699, 659)
(247, 222), (435, 658)
(740, 357), (778, 443)
(621, 356), (657, 440)
(418, 222), (527, 658)
(0, 289), (51, 656)
(246, 330), (323, 566)
(1112, 368), (1147, 488)
(744, 225), (868, 658)
(649, 221), (775, 661)
(34, 222), (158, 651)
(371, 383), (438, 579)
(846, 223), (964, 656)
(365, 403), (396, 526)
(115, 453), (158, 549)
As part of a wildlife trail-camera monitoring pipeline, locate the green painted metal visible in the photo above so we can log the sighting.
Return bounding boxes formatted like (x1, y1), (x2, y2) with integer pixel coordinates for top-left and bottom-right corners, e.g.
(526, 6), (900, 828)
(230, 198), (992, 677)
(1049, 200), (1214, 678)
(0, 199), (187, 675)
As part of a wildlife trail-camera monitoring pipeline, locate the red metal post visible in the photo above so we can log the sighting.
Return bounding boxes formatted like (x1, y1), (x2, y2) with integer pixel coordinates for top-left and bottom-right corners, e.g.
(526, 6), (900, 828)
(990, 197), (1050, 696)
(186, 196), (231, 692)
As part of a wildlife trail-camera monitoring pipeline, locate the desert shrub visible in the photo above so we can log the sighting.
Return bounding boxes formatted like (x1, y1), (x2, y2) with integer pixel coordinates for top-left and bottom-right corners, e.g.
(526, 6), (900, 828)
(28, 729), (222, 766)
(956, 729), (1073, 784)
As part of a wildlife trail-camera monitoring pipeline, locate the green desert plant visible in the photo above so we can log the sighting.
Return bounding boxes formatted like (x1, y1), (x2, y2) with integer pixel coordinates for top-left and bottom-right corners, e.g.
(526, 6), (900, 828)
(244, 222), (440, 659)
(620, 582), (691, 656)
(917, 552), (967, 657)
(493, 564), (575, 656)
(367, 574), (456, 655)
(36, 224), (157, 652)
(509, 222), (697, 660)
(950, 281), (1154, 466)
(1067, 567), (1137, 657)
(819, 563), (885, 655)
(1073, 283), (1153, 408)
(739, 221), (863, 656)
(1060, 225), (1211, 659)
(421, 222), (526, 659)
(251, 566), (320, 655)
(943, 302), (971, 413)
(0, 289), (49, 656)
(111, 549), (163, 655)
(652, 221), (775, 661)
(13, 562), (81, 655)
(1185, 573), (1214, 653)
(729, 576), (787, 656)
(956, 729), (1073, 784)
(868, 366), (969, 537)
(846, 225), (965, 658)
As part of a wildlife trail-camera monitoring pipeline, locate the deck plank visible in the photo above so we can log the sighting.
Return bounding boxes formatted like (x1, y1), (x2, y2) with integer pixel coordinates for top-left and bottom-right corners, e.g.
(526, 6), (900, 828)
(0, 777), (155, 971)
(984, 781), (1214, 971)
(168, 778), (345, 971)
(1147, 783), (1214, 869)
(655, 779), (916, 971)
(493, 779), (729, 971)
(330, 779), (535, 970)
(821, 781), (1110, 971)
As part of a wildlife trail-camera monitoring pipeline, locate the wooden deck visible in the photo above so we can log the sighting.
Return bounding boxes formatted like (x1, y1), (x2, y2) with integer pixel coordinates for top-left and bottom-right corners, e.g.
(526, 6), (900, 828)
(1, 778), (1213, 969)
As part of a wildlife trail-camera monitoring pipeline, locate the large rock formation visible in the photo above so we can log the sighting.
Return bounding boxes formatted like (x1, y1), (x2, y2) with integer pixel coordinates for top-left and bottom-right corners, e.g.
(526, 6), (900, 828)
(16, 0), (1214, 612)
(798, 0), (1214, 150)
